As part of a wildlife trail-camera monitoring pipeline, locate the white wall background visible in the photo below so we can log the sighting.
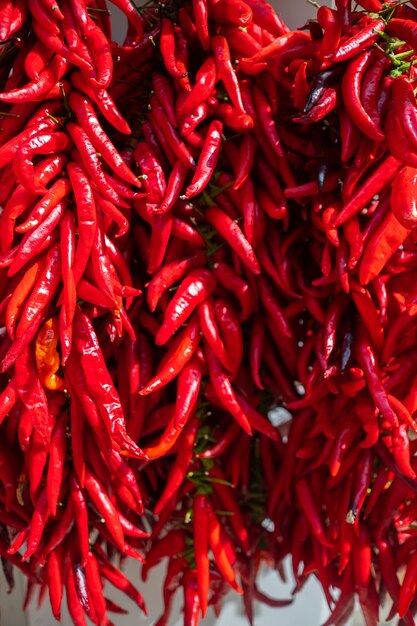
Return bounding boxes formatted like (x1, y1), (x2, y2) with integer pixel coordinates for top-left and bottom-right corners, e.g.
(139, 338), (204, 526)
(1, 2), (395, 626)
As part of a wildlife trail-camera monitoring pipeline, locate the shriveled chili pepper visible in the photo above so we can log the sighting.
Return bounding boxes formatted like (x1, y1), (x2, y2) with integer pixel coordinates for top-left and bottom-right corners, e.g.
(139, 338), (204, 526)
(35, 316), (65, 391)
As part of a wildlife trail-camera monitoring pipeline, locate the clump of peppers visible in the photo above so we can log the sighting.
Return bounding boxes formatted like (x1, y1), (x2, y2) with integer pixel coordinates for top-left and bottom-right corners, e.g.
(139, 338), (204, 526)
(3, 0), (417, 625)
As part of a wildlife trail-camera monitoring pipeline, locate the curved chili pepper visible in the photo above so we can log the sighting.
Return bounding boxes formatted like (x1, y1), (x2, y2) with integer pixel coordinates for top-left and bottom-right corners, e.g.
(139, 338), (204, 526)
(15, 131), (70, 195)
(359, 211), (411, 285)
(354, 323), (399, 427)
(71, 71), (130, 135)
(22, 489), (50, 561)
(139, 314), (200, 396)
(212, 35), (246, 115)
(84, 466), (125, 552)
(205, 207), (260, 274)
(185, 120), (223, 198)
(252, 85), (283, 157)
(1, 245), (61, 374)
(155, 269), (216, 345)
(199, 298), (231, 372)
(69, 92), (140, 189)
(333, 156), (402, 228)
(324, 17), (385, 65)
(341, 50), (384, 141)
(73, 312), (145, 458)
(293, 87), (338, 124)
(317, 6), (341, 60)
(154, 417), (199, 515)
(150, 95), (195, 169)
(46, 414), (68, 516)
(177, 57), (217, 117)
(206, 499), (243, 593)
(205, 344), (252, 435)
(0, 54), (68, 103)
(241, 31), (311, 66)
(160, 18), (187, 79)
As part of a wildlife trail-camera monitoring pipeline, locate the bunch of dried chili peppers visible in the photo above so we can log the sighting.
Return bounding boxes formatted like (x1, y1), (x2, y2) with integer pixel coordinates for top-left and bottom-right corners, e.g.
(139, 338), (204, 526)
(3, 0), (417, 624)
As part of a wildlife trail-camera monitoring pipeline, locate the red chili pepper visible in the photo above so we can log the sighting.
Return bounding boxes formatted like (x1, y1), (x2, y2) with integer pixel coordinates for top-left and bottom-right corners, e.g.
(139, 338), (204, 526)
(192, 0), (209, 50)
(359, 211), (411, 285)
(333, 156), (402, 228)
(242, 31), (311, 68)
(71, 71), (131, 135)
(341, 50), (384, 141)
(295, 478), (332, 549)
(14, 131), (70, 195)
(140, 314), (200, 396)
(154, 417), (199, 515)
(391, 76), (417, 155)
(293, 87), (338, 124)
(193, 494), (210, 617)
(155, 269), (216, 345)
(46, 548), (63, 621)
(211, 261), (254, 321)
(69, 92), (140, 189)
(324, 17), (385, 65)
(399, 551), (417, 617)
(205, 344), (252, 435)
(185, 120), (223, 198)
(391, 166), (417, 229)
(0, 55), (68, 103)
(40, 500), (74, 563)
(22, 489), (50, 561)
(211, 0), (252, 26)
(134, 141), (166, 204)
(177, 57), (217, 117)
(354, 323), (398, 427)
(83, 15), (113, 88)
(150, 95), (195, 169)
(46, 415), (68, 516)
(212, 35), (246, 115)
(66, 162), (97, 285)
(205, 207), (260, 274)
(392, 425), (416, 479)
(68, 474), (90, 567)
(1, 244), (61, 375)
(84, 466), (125, 552)
(209, 466), (250, 552)
(72, 312), (145, 458)
(206, 499), (243, 593)
(252, 85), (283, 157)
